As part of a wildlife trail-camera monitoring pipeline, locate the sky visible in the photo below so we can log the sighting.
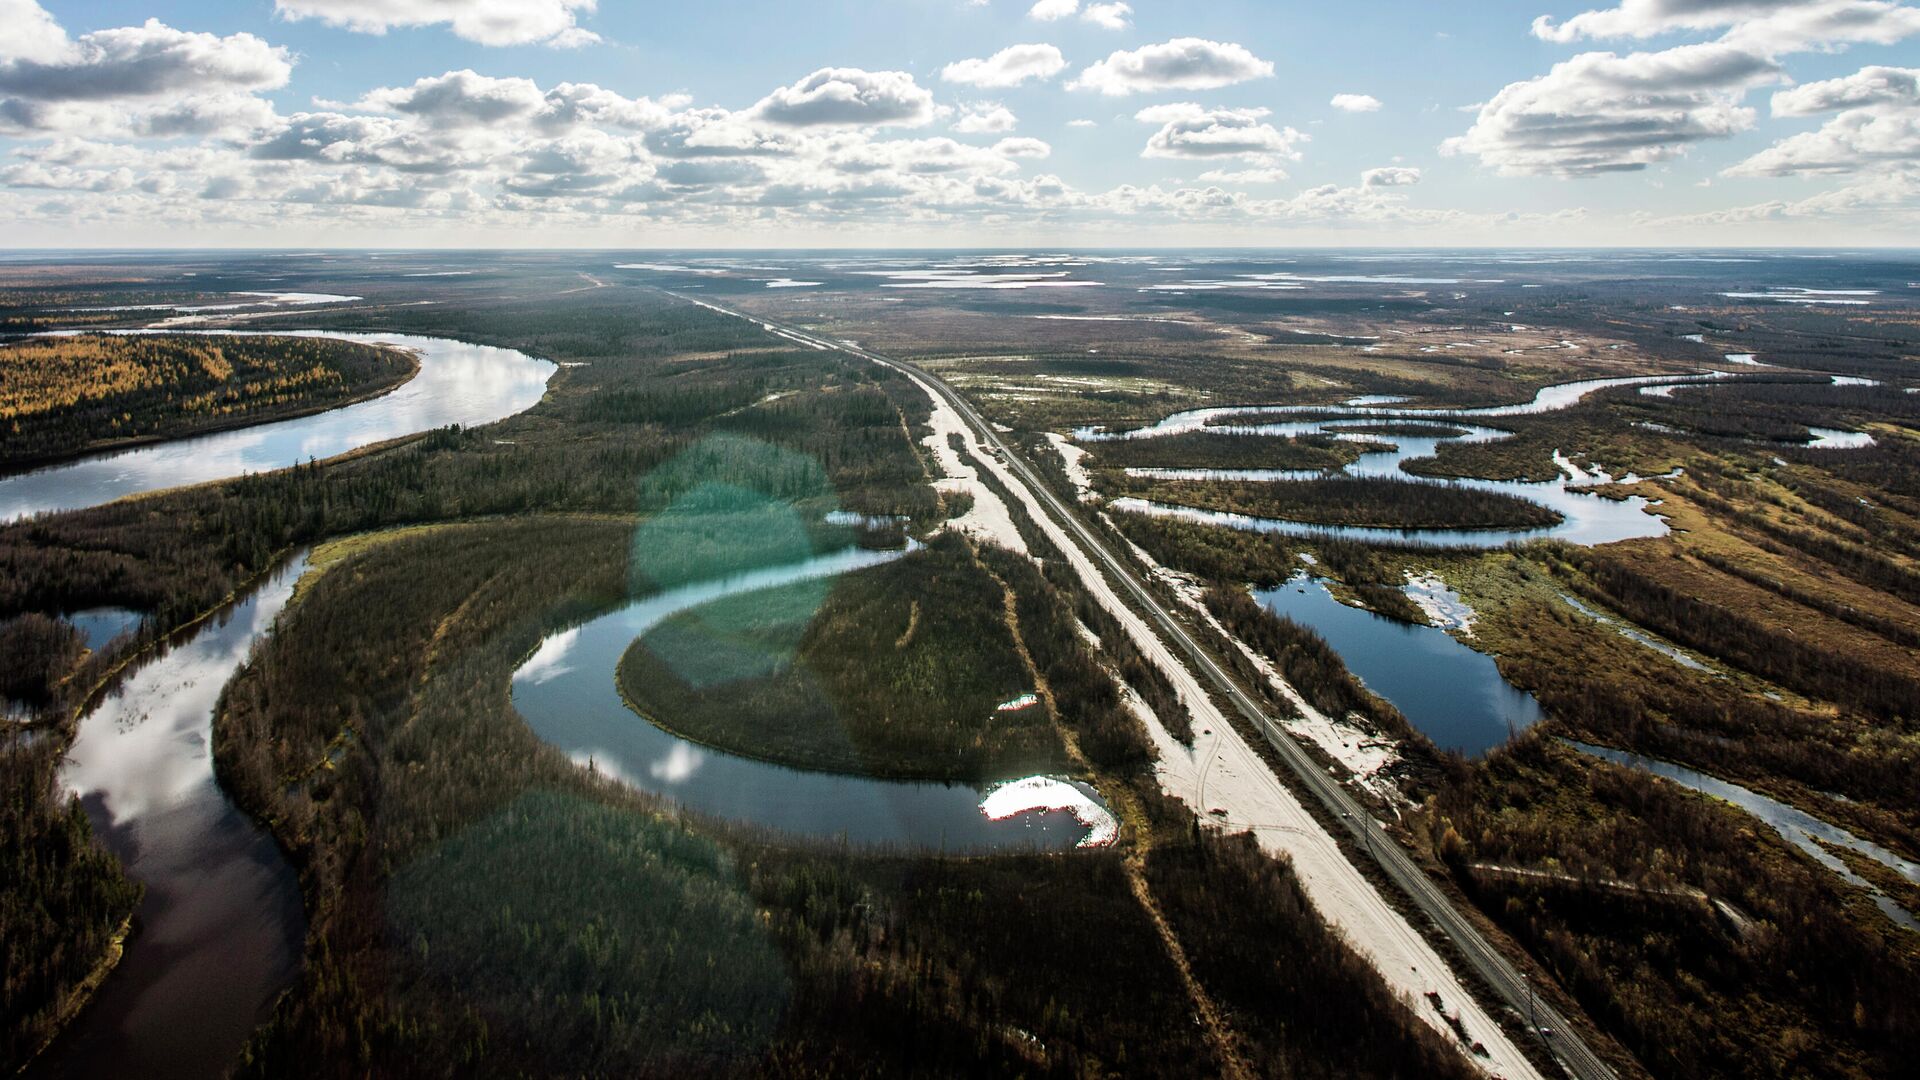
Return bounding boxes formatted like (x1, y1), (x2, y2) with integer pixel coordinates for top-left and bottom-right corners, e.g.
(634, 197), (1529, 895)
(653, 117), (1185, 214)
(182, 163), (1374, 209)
(1, 0), (1917, 248)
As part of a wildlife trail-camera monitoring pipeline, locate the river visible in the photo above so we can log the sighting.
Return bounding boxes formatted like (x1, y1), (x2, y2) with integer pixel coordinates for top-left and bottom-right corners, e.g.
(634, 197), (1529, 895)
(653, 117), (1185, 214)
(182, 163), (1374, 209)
(512, 546), (1118, 851)
(0, 331), (556, 522)
(32, 555), (311, 1078)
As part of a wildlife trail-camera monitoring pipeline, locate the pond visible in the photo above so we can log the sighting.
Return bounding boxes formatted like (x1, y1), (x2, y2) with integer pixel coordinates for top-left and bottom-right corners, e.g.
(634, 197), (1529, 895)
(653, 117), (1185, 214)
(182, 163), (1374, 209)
(1252, 573), (1543, 758)
(0, 331), (556, 522)
(513, 546), (1118, 851)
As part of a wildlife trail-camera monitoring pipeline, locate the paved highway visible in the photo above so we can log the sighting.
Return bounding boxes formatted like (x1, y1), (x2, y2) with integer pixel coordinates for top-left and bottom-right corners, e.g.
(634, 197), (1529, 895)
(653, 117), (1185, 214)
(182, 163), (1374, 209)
(674, 292), (1619, 1080)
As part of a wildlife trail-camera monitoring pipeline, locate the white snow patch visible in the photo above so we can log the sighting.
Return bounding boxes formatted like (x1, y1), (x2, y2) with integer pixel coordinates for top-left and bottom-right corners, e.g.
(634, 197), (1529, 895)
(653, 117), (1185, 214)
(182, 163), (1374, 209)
(1045, 432), (1096, 503)
(1404, 573), (1477, 636)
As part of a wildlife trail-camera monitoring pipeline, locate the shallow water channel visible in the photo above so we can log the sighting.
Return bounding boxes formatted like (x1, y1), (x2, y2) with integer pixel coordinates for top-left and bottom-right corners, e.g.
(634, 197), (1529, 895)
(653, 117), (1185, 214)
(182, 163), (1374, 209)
(1253, 573), (1543, 757)
(1568, 740), (1920, 932)
(1082, 374), (1736, 549)
(513, 546), (1117, 850)
(33, 555), (311, 1079)
(0, 331), (556, 522)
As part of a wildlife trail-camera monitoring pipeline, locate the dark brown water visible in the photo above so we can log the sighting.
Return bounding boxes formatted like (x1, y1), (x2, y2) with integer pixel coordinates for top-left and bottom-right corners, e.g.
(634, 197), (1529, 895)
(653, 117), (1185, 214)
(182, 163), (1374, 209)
(32, 556), (310, 1079)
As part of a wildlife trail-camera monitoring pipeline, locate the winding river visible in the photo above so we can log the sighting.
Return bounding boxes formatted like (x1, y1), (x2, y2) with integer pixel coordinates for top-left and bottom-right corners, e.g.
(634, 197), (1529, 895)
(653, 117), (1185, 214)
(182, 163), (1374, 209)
(512, 546), (1118, 851)
(14, 328), (553, 1076)
(0, 331), (557, 522)
(1078, 372), (1718, 549)
(33, 555), (311, 1079)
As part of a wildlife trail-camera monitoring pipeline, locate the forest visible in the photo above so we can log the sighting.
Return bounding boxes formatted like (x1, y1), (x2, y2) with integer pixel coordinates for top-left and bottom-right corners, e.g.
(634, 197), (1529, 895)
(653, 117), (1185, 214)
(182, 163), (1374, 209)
(2, 279), (1489, 1078)
(0, 334), (414, 469)
(617, 534), (1069, 781)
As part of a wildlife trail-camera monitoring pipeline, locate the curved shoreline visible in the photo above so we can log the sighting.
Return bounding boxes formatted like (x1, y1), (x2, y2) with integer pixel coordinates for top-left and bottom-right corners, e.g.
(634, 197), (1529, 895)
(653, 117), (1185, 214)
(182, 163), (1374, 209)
(613, 645), (1074, 787)
(512, 547), (1117, 852)
(0, 331), (557, 523)
(0, 339), (423, 479)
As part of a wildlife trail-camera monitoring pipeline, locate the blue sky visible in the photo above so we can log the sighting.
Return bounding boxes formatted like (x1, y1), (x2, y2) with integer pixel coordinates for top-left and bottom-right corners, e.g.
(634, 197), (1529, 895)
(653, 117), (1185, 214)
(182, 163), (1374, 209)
(2, 0), (1918, 246)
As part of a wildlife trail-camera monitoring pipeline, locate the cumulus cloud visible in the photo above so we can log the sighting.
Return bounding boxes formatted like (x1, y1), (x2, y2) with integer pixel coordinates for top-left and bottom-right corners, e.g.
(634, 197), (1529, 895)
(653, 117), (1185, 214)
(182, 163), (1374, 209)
(1330, 93), (1382, 112)
(1531, 0), (1920, 50)
(1771, 65), (1920, 115)
(0, 0), (70, 64)
(1729, 69), (1920, 174)
(1027, 0), (1132, 27)
(953, 104), (1018, 133)
(1070, 38), (1274, 96)
(1362, 166), (1421, 186)
(994, 136), (1052, 158)
(274, 0), (601, 48)
(1443, 43), (1780, 175)
(751, 67), (936, 128)
(0, 5), (291, 136)
(941, 44), (1067, 88)
(1638, 167), (1920, 223)
(1136, 103), (1306, 161)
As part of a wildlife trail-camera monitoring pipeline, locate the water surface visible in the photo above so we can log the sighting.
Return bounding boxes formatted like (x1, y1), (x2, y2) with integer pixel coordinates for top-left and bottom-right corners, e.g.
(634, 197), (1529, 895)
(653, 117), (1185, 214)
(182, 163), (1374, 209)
(0, 332), (555, 522)
(36, 556), (311, 1079)
(513, 547), (1115, 850)
(1253, 574), (1543, 757)
(1568, 740), (1919, 932)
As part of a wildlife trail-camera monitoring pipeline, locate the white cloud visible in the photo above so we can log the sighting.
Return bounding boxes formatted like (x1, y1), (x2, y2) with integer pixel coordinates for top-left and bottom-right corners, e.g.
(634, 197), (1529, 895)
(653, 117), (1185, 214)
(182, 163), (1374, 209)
(1029, 0), (1079, 19)
(1638, 168), (1920, 223)
(751, 68), (936, 128)
(1771, 65), (1920, 115)
(274, 0), (600, 48)
(1083, 3), (1134, 29)
(355, 70), (547, 127)
(1330, 93), (1382, 112)
(1067, 118), (1098, 127)
(953, 104), (1018, 133)
(0, 6), (291, 136)
(1362, 165), (1421, 186)
(1443, 43), (1780, 175)
(1532, 0), (1920, 51)
(1196, 166), (1290, 183)
(994, 136), (1052, 158)
(0, 0), (70, 64)
(1136, 103), (1306, 161)
(1070, 38), (1275, 96)
(941, 43), (1067, 88)
(1729, 84), (1920, 175)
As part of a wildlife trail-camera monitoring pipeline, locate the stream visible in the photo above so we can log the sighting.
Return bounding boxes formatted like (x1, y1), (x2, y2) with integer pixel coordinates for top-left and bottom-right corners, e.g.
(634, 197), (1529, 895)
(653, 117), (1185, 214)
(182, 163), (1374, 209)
(1568, 740), (1920, 932)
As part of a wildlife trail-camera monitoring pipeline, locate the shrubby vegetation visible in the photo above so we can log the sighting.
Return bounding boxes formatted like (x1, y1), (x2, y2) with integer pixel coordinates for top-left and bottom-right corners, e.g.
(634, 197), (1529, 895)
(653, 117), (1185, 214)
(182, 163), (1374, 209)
(1083, 431), (1360, 471)
(1417, 736), (1920, 1080)
(1119, 475), (1564, 530)
(0, 334), (412, 469)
